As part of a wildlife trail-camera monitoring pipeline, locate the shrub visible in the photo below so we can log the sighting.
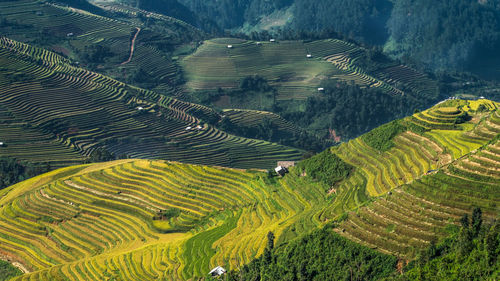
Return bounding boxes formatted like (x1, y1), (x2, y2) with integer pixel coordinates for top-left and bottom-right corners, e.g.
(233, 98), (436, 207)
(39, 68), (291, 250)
(361, 120), (406, 151)
(297, 150), (353, 187)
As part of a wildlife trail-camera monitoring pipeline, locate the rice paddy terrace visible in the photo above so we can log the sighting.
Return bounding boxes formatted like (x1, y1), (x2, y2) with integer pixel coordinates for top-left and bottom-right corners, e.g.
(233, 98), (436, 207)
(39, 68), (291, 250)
(0, 37), (303, 169)
(0, 0), (202, 95)
(0, 159), (328, 280)
(331, 99), (500, 257)
(181, 38), (438, 101)
(222, 109), (304, 137)
(0, 99), (498, 280)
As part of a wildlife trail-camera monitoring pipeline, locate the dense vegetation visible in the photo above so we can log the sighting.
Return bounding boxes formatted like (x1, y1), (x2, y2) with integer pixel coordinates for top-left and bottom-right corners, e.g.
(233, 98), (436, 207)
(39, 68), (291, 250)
(171, 0), (500, 79)
(297, 150), (353, 188)
(0, 157), (50, 189)
(361, 120), (406, 151)
(225, 228), (398, 281)
(389, 209), (500, 280)
(0, 260), (22, 281)
(282, 80), (432, 140)
(225, 208), (500, 281)
(386, 0), (500, 76)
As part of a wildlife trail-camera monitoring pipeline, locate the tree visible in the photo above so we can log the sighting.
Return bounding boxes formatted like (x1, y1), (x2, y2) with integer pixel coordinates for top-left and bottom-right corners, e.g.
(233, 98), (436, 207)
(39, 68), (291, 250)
(267, 231), (275, 250)
(88, 148), (115, 163)
(471, 207), (482, 237)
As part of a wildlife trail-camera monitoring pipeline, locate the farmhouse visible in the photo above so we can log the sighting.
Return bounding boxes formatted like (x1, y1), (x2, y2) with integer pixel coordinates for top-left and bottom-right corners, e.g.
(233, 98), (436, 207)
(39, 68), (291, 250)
(209, 266), (226, 277)
(269, 38), (276, 42)
(0, 142), (4, 147)
(318, 87), (324, 92)
(136, 106), (144, 110)
(185, 126), (192, 130)
(227, 45), (233, 49)
(275, 166), (287, 176)
(306, 54), (312, 58)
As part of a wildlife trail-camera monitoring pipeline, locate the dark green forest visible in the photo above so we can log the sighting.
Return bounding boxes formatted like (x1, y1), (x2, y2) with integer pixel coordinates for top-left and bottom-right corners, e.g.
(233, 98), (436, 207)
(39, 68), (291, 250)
(388, 208), (500, 280)
(225, 228), (398, 281)
(297, 150), (353, 188)
(0, 260), (22, 281)
(222, 209), (500, 281)
(280, 80), (433, 140)
(0, 157), (51, 190)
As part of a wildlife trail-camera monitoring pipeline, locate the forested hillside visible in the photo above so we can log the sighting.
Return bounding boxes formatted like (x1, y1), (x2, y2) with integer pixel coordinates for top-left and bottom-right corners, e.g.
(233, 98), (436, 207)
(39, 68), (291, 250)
(157, 0), (500, 79)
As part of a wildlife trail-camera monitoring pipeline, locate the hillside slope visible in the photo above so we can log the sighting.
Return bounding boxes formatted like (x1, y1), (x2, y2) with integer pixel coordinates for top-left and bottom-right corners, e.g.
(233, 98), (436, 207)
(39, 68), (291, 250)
(181, 37), (441, 140)
(0, 0), (203, 95)
(0, 37), (303, 169)
(0, 99), (497, 280)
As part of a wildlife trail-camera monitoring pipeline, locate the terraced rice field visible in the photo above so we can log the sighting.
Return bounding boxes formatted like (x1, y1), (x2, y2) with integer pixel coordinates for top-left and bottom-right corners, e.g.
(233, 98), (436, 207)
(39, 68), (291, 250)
(0, 159), (327, 280)
(223, 109), (302, 136)
(335, 103), (500, 257)
(0, 0), (200, 95)
(182, 38), (346, 100)
(182, 38), (439, 101)
(0, 99), (498, 279)
(0, 37), (303, 169)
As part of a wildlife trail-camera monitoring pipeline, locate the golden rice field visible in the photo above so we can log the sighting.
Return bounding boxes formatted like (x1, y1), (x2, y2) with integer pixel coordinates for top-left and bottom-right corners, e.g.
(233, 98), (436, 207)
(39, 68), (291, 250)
(0, 100), (498, 280)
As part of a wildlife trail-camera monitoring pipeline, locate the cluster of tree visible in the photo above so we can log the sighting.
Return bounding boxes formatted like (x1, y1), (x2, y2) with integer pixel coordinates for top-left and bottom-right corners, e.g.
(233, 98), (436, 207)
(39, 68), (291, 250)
(153, 208), (180, 220)
(0, 157), (51, 190)
(297, 149), (353, 188)
(87, 147), (116, 163)
(222, 208), (499, 281)
(176, 0), (391, 44)
(239, 75), (272, 92)
(219, 116), (332, 152)
(387, 208), (500, 280)
(291, 0), (392, 45)
(361, 120), (406, 151)
(0, 260), (22, 281)
(83, 44), (114, 64)
(280, 80), (434, 140)
(223, 228), (397, 280)
(177, 0), (292, 31)
(386, 0), (500, 74)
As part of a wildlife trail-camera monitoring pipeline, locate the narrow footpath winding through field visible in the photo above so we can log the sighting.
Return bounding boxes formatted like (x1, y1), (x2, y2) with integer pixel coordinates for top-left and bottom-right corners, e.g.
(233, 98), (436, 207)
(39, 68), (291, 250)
(121, 27), (141, 65)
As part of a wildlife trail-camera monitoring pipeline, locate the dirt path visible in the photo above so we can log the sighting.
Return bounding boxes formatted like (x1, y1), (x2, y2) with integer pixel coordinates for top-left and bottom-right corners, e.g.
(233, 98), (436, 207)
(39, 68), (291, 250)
(0, 253), (30, 274)
(121, 27), (141, 65)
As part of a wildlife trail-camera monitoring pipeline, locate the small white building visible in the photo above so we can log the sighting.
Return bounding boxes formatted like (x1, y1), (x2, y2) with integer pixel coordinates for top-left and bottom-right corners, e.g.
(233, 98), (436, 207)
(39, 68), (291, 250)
(66, 32), (74, 37)
(306, 54), (312, 58)
(209, 266), (226, 277)
(275, 166), (287, 176)
(227, 45), (233, 49)
(185, 126), (192, 131)
(318, 87), (324, 92)
(136, 106), (144, 110)
(0, 142), (4, 147)
(256, 42), (262, 45)
(269, 38), (276, 42)
(196, 125), (203, 130)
